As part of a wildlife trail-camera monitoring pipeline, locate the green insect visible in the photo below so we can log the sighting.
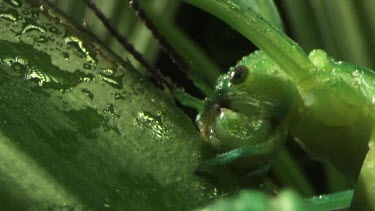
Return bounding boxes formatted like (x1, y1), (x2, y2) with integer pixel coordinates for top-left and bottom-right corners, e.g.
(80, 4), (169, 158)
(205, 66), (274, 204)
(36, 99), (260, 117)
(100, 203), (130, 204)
(84, 0), (375, 210)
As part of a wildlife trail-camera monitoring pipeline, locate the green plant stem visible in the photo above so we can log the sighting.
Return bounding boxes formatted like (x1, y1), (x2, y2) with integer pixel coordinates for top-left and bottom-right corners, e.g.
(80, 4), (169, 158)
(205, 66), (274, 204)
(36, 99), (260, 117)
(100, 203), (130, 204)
(325, 163), (352, 192)
(272, 148), (315, 197)
(311, 0), (371, 67)
(243, 0), (284, 32)
(181, 0), (316, 83)
(279, 0), (323, 52)
(306, 189), (353, 210)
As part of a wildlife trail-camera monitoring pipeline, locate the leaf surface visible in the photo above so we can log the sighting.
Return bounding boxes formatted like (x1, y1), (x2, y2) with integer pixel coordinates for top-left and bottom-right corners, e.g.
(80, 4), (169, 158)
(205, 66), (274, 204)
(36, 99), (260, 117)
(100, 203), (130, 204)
(0, 0), (217, 209)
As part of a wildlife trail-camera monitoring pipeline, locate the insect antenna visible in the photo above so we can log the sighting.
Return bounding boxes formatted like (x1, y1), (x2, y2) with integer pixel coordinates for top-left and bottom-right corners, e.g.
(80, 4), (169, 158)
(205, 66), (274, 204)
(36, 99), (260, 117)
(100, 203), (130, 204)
(82, 0), (169, 87)
(128, 0), (189, 73)
(82, 0), (205, 114)
(128, 0), (216, 98)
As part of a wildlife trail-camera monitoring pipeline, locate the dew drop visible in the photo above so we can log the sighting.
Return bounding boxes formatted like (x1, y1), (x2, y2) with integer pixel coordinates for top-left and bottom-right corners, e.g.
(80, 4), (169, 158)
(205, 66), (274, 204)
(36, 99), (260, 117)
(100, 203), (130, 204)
(0, 41), (96, 90)
(98, 68), (123, 89)
(81, 74), (95, 82)
(133, 111), (171, 141)
(102, 68), (114, 75)
(34, 35), (48, 43)
(114, 93), (124, 100)
(21, 23), (46, 34)
(0, 8), (19, 22)
(104, 104), (119, 119)
(83, 62), (92, 70)
(114, 92), (131, 102)
(81, 88), (94, 100)
(25, 66), (59, 86)
(65, 36), (96, 64)
(4, 0), (21, 7)
(49, 26), (59, 34)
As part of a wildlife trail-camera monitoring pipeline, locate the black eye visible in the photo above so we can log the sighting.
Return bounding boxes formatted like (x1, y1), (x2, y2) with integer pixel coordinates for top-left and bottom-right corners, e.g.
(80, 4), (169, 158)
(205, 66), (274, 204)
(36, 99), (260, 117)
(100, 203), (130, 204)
(230, 65), (248, 84)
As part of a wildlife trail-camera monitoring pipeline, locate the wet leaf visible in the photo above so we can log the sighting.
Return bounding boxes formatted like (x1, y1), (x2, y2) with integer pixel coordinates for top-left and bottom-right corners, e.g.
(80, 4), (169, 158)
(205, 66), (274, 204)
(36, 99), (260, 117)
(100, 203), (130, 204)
(0, 0), (219, 209)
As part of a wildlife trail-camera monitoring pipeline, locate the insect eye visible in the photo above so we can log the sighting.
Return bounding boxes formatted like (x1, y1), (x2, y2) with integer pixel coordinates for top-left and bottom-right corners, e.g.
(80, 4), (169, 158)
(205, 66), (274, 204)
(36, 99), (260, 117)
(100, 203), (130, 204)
(230, 65), (248, 84)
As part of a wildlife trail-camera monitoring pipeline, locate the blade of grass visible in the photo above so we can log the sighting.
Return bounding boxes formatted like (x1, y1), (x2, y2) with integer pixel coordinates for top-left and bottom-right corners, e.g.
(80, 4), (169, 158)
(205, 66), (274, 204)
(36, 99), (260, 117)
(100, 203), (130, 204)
(325, 163), (352, 192)
(310, 0), (371, 67)
(244, 0), (284, 32)
(272, 148), (315, 197)
(355, 0), (375, 68)
(306, 189), (353, 210)
(182, 0), (316, 83)
(279, 0), (323, 52)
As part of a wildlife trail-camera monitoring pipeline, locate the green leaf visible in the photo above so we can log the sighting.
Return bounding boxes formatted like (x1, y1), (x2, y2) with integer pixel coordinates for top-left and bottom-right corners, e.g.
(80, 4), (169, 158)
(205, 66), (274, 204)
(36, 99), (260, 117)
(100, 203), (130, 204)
(196, 190), (316, 211)
(182, 0), (316, 83)
(242, 0), (284, 32)
(0, 0), (222, 209)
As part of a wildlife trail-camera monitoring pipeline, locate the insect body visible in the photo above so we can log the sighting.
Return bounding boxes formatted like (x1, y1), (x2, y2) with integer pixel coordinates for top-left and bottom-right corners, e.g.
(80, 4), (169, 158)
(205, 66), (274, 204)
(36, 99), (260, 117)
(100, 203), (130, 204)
(289, 50), (374, 180)
(182, 1), (375, 209)
(199, 49), (373, 181)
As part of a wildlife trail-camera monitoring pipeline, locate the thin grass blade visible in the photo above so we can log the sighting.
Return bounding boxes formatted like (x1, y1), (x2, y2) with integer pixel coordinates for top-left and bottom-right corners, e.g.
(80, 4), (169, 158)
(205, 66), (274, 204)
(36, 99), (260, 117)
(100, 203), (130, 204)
(182, 0), (316, 83)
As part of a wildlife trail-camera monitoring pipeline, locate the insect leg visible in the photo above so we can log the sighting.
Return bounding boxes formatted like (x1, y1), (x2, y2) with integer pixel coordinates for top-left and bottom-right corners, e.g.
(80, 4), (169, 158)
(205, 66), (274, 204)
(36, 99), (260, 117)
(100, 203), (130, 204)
(351, 129), (375, 210)
(198, 126), (287, 169)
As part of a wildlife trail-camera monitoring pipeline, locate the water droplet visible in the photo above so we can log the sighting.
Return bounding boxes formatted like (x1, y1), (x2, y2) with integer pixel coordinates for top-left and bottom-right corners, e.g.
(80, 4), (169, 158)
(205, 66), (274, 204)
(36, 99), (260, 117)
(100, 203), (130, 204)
(49, 26), (59, 34)
(21, 23), (46, 34)
(65, 36), (96, 64)
(115, 92), (131, 102)
(4, 0), (21, 7)
(81, 88), (94, 100)
(81, 74), (95, 82)
(0, 41), (95, 90)
(98, 68), (124, 89)
(25, 66), (59, 86)
(352, 70), (362, 77)
(133, 111), (171, 141)
(0, 8), (19, 22)
(34, 35), (48, 43)
(102, 68), (114, 75)
(104, 104), (119, 119)
(113, 93), (123, 100)
(83, 62), (92, 70)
